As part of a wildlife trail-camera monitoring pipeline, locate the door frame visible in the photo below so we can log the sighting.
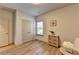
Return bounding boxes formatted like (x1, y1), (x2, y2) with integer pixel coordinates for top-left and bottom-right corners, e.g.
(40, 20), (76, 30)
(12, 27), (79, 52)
(0, 7), (15, 47)
(22, 19), (33, 43)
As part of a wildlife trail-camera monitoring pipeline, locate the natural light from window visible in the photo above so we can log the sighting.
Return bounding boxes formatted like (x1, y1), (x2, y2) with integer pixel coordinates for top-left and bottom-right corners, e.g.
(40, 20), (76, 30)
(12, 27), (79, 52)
(36, 21), (43, 35)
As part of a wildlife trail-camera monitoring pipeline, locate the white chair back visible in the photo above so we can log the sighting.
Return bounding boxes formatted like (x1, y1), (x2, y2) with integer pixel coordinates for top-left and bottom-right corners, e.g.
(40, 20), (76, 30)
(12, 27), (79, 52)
(74, 38), (79, 51)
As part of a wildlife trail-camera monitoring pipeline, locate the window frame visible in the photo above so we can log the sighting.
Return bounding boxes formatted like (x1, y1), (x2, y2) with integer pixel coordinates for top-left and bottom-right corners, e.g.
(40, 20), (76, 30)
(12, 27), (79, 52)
(36, 21), (44, 36)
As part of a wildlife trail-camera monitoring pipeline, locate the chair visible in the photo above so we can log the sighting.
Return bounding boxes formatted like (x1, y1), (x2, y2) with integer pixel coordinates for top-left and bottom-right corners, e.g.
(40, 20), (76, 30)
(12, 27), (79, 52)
(60, 38), (79, 55)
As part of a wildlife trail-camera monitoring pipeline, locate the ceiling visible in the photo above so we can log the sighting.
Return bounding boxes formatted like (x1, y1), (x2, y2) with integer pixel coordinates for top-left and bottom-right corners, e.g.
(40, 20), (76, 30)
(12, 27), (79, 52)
(0, 3), (70, 16)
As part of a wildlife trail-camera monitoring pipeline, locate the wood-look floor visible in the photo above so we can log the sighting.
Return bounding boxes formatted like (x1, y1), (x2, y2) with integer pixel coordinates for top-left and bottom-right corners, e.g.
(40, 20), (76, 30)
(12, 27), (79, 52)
(0, 40), (62, 55)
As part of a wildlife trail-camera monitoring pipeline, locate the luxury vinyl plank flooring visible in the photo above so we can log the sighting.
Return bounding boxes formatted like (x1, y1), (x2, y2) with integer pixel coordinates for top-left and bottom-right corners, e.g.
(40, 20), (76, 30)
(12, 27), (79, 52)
(0, 40), (62, 55)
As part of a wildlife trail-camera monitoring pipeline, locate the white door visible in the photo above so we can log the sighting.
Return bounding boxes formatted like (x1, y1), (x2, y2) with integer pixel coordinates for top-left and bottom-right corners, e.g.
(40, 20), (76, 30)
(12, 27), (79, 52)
(0, 14), (9, 47)
(22, 20), (33, 43)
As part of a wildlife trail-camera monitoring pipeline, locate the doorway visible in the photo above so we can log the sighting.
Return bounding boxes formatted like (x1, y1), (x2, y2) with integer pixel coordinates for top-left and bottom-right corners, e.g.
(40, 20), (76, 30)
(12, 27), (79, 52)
(0, 8), (14, 47)
(22, 19), (33, 43)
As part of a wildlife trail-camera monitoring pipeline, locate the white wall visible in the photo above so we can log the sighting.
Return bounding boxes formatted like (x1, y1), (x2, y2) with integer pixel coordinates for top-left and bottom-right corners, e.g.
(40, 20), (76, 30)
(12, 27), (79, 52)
(36, 4), (79, 43)
(14, 10), (35, 45)
(8, 10), (14, 44)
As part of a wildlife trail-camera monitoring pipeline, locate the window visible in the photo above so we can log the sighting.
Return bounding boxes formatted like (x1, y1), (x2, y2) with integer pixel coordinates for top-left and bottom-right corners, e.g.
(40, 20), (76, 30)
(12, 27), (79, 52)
(36, 21), (43, 35)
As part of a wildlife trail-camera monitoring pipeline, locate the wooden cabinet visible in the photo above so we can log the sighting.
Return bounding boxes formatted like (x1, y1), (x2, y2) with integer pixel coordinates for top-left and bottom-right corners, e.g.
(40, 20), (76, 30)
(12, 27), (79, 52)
(48, 35), (61, 48)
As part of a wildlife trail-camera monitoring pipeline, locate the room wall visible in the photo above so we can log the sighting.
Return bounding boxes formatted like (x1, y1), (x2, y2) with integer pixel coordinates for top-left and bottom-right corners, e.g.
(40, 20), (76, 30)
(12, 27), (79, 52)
(8, 10), (14, 44)
(14, 10), (35, 45)
(36, 4), (79, 43)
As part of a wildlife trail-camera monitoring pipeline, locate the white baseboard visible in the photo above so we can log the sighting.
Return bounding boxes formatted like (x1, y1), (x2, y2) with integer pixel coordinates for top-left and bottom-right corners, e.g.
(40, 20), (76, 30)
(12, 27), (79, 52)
(35, 39), (48, 44)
